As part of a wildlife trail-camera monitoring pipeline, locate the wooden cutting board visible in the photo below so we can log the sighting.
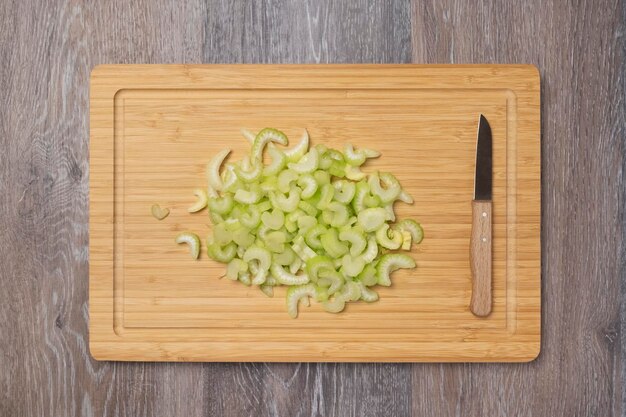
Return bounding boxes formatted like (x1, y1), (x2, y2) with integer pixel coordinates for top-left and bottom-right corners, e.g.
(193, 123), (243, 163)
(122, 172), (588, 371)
(90, 64), (540, 362)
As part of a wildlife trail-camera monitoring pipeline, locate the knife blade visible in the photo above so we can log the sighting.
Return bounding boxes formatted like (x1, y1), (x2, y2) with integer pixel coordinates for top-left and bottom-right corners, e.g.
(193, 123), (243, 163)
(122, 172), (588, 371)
(470, 114), (493, 317)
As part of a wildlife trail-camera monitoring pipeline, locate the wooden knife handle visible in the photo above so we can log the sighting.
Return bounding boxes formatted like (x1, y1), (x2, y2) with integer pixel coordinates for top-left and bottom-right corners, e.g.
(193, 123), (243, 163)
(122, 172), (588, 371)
(470, 200), (492, 317)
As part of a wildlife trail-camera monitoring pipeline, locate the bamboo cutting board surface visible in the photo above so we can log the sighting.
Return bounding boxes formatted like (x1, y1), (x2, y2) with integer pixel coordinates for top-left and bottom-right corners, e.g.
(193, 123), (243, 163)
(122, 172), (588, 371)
(90, 64), (540, 362)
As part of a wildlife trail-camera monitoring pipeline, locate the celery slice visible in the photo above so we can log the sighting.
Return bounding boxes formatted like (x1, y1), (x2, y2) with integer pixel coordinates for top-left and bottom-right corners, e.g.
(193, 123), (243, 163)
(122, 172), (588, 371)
(260, 177), (278, 192)
(316, 183), (334, 210)
(315, 143), (328, 154)
(206, 149), (231, 191)
(240, 128), (257, 144)
(332, 180), (356, 203)
(243, 246), (271, 285)
(271, 187), (301, 213)
(401, 230), (412, 250)
(226, 258), (248, 280)
(396, 219), (424, 245)
(221, 164), (238, 192)
(236, 161), (263, 183)
(357, 264), (378, 286)
(368, 172), (401, 203)
(375, 224), (402, 250)
(357, 208), (387, 232)
(343, 143), (366, 166)
(151, 204), (170, 220)
(260, 284), (274, 297)
(329, 160), (346, 177)
(286, 284), (316, 318)
(305, 224), (327, 250)
(271, 264), (309, 285)
(383, 203), (396, 222)
(209, 212), (225, 225)
(239, 207), (262, 229)
(320, 229), (348, 258)
(207, 194), (234, 215)
(261, 209), (285, 230)
(315, 286), (330, 302)
(290, 258), (303, 274)
(297, 174), (319, 199)
(340, 254), (365, 277)
(263, 146), (287, 177)
(239, 272), (251, 286)
(285, 209), (305, 228)
(318, 269), (344, 295)
(306, 255), (335, 283)
(313, 170), (331, 185)
(326, 201), (350, 227)
(363, 148), (381, 158)
(234, 189), (261, 204)
(273, 246), (296, 265)
(188, 189), (208, 213)
(288, 147), (319, 174)
(363, 193), (382, 208)
(256, 224), (271, 242)
(340, 280), (362, 301)
(283, 129), (310, 162)
(264, 231), (287, 253)
(344, 144), (380, 167)
(322, 295), (346, 313)
(212, 222), (233, 246)
(345, 165), (366, 181)
(376, 254), (416, 286)
(252, 128), (288, 161)
(298, 200), (319, 217)
(206, 241), (236, 263)
(397, 189), (414, 204)
(291, 235), (317, 261)
(297, 215), (317, 233)
(339, 228), (367, 256)
(284, 218), (297, 233)
(352, 180), (369, 212)
(255, 200), (272, 212)
(357, 282), (379, 302)
(232, 228), (254, 247)
(176, 232), (200, 259)
(251, 269), (267, 285)
(361, 236), (378, 263)
(278, 169), (299, 193)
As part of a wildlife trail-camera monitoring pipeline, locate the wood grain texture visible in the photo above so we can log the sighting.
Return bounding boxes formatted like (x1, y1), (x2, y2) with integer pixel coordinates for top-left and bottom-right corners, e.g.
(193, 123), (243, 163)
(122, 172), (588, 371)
(0, 0), (622, 416)
(470, 200), (493, 317)
(89, 64), (540, 362)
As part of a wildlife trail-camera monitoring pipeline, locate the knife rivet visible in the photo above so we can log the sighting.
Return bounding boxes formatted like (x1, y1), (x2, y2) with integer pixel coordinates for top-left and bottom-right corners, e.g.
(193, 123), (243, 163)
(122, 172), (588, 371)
(482, 212), (487, 217)
(482, 237), (487, 242)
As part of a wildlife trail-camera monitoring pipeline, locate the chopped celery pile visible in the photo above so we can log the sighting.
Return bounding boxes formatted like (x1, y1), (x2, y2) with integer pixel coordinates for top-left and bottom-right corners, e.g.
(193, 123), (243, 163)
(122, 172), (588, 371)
(181, 128), (423, 318)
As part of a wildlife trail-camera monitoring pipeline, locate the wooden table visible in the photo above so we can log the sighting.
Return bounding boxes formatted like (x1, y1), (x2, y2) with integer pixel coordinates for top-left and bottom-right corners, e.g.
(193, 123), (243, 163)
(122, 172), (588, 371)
(0, 1), (622, 416)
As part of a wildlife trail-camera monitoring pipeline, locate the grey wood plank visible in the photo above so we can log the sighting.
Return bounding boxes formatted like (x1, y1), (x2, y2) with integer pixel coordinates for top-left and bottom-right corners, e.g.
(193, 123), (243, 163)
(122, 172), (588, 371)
(413, 0), (624, 416)
(0, 1), (93, 416)
(203, 362), (412, 417)
(621, 3), (626, 416)
(204, 0), (411, 64)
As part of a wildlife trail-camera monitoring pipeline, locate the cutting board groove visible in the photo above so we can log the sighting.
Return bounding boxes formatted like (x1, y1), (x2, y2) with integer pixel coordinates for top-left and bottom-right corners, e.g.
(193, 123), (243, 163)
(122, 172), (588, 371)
(90, 64), (540, 362)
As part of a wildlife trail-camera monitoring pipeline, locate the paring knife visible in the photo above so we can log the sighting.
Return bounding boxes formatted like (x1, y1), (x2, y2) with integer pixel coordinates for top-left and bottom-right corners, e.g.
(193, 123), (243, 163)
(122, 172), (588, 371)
(470, 114), (493, 317)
